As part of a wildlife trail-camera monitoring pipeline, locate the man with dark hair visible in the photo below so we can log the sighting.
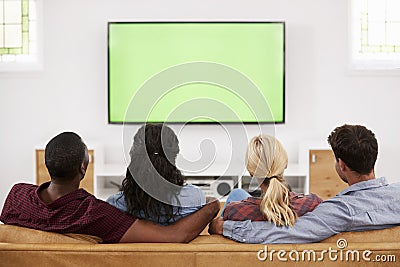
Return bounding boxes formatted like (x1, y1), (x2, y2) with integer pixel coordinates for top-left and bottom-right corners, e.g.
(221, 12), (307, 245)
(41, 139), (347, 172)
(0, 132), (219, 243)
(45, 132), (88, 179)
(328, 125), (378, 179)
(209, 124), (400, 244)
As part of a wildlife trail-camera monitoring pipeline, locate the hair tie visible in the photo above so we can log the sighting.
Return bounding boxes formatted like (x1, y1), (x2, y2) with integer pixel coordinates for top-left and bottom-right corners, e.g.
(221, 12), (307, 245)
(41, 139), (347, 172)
(268, 175), (278, 180)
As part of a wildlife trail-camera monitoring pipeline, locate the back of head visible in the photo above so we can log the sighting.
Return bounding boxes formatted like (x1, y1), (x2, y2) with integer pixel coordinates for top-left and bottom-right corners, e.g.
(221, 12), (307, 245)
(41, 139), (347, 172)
(130, 123), (180, 165)
(45, 132), (87, 180)
(246, 134), (288, 179)
(246, 134), (297, 226)
(122, 123), (185, 223)
(328, 124), (378, 175)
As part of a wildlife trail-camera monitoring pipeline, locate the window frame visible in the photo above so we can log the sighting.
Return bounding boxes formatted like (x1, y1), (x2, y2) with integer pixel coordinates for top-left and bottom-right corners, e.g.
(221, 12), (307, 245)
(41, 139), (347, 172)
(350, 0), (400, 71)
(0, 0), (43, 72)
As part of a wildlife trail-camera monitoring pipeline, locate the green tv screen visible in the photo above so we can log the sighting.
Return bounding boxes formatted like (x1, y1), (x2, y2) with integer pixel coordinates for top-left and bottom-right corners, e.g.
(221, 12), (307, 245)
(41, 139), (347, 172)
(108, 22), (285, 124)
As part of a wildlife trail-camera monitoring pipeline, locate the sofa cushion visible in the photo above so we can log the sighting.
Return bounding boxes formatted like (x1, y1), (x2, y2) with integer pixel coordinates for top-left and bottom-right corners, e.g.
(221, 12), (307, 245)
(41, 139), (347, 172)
(0, 224), (102, 244)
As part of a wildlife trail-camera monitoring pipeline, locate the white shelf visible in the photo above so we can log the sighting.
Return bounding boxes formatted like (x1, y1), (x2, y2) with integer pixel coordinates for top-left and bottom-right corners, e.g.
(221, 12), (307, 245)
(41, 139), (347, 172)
(178, 161), (247, 177)
(285, 164), (307, 177)
(96, 164), (126, 176)
(94, 162), (308, 200)
(95, 164), (126, 200)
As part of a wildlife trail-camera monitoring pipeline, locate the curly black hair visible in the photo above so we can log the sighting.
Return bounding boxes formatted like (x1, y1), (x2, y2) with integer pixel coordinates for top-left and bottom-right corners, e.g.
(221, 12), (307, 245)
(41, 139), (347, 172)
(121, 123), (185, 223)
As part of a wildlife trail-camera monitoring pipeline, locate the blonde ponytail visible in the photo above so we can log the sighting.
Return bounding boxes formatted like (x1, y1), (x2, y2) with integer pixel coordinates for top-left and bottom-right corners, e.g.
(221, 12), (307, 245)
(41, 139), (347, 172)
(246, 134), (297, 227)
(260, 177), (297, 226)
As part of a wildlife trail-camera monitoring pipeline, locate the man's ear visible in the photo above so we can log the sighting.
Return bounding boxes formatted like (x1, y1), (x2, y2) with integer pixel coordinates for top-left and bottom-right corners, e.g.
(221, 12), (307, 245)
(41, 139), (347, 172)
(338, 158), (348, 172)
(79, 162), (87, 176)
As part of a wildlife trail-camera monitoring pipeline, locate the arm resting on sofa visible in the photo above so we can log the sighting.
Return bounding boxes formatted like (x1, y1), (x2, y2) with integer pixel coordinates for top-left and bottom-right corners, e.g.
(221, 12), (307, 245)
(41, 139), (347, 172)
(120, 198), (220, 243)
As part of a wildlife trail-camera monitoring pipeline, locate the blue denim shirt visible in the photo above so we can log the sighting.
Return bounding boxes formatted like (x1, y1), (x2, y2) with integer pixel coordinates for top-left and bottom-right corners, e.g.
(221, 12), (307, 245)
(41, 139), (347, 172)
(223, 177), (400, 244)
(106, 184), (206, 226)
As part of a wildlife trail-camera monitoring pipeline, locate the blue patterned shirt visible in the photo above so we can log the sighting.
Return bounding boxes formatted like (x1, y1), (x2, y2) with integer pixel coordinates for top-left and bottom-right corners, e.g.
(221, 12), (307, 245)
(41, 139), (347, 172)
(223, 177), (400, 244)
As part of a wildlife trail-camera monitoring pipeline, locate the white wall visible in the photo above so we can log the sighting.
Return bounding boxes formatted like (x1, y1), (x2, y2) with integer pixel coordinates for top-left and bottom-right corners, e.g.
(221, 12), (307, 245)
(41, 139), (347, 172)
(1, 0), (400, 208)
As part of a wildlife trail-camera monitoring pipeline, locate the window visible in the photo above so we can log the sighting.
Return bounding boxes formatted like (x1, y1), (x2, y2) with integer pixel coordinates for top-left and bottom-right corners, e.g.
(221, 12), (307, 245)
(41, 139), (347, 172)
(0, 0), (40, 71)
(351, 0), (400, 69)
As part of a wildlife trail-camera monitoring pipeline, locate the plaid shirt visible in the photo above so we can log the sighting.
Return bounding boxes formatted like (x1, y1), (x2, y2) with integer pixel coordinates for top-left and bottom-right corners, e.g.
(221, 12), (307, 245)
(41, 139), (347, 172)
(0, 183), (136, 243)
(223, 192), (323, 221)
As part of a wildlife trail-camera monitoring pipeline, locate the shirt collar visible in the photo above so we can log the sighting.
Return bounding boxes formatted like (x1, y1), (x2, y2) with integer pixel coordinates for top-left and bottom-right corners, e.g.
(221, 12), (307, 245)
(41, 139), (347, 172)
(337, 177), (388, 196)
(35, 181), (90, 208)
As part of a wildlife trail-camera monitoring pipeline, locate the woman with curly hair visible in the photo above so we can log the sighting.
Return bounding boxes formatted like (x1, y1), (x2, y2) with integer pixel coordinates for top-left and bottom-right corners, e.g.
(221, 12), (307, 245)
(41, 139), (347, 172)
(107, 124), (206, 225)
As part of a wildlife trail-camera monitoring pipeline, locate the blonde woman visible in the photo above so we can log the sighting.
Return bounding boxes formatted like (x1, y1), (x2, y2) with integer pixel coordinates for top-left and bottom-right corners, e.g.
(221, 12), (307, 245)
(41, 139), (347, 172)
(222, 134), (322, 226)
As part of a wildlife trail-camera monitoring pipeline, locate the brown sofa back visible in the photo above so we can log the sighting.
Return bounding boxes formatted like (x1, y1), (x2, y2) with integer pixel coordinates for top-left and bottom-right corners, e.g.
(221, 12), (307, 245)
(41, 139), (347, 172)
(0, 224), (102, 244)
(321, 226), (400, 243)
(1, 224), (400, 267)
(2, 224), (400, 244)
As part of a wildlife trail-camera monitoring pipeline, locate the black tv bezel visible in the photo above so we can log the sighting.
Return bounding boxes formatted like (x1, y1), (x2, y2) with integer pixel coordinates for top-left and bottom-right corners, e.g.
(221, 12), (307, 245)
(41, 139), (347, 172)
(107, 21), (285, 125)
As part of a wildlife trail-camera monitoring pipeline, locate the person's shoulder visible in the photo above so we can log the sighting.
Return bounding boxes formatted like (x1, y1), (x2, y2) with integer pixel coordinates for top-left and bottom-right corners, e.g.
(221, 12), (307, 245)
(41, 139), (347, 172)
(388, 181), (400, 188)
(3, 183), (37, 205)
(83, 193), (128, 213)
(9, 183), (37, 192)
(227, 198), (256, 209)
(224, 198), (260, 220)
(12, 182), (36, 188)
(226, 201), (242, 208)
(182, 183), (205, 196)
(106, 191), (124, 203)
(242, 197), (260, 205)
(306, 192), (324, 203)
(105, 191), (127, 212)
(291, 192), (323, 202)
(182, 183), (201, 190)
(312, 193), (350, 212)
(378, 180), (400, 195)
(178, 183), (206, 205)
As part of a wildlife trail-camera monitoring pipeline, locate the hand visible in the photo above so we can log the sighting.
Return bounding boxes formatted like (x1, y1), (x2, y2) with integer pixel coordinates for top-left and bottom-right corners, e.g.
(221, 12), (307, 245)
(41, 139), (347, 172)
(208, 217), (224, 235)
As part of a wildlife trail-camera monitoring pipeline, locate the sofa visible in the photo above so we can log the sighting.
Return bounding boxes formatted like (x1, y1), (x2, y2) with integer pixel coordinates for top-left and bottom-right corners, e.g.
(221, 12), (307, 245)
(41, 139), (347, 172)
(1, 224), (400, 267)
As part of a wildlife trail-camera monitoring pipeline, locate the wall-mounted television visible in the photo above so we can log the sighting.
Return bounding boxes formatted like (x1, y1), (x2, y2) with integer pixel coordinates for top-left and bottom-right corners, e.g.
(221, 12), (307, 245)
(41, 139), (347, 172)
(108, 22), (285, 124)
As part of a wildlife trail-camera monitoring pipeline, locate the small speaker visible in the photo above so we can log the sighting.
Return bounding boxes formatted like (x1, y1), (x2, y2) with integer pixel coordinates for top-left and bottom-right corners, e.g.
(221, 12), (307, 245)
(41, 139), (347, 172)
(211, 179), (234, 198)
(189, 179), (234, 198)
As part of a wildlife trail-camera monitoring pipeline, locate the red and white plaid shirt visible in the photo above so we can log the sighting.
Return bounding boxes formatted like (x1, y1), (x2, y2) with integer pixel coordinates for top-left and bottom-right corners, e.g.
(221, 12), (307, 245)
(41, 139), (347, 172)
(223, 192), (323, 221)
(0, 182), (136, 243)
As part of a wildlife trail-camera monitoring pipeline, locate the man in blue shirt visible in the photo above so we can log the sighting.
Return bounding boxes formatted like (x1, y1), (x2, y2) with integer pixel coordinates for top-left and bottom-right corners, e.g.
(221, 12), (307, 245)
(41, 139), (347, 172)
(209, 124), (400, 244)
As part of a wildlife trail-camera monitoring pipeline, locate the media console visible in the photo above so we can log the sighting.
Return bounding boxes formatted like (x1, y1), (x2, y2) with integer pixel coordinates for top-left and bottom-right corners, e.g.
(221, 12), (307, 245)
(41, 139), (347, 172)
(93, 162), (307, 201)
